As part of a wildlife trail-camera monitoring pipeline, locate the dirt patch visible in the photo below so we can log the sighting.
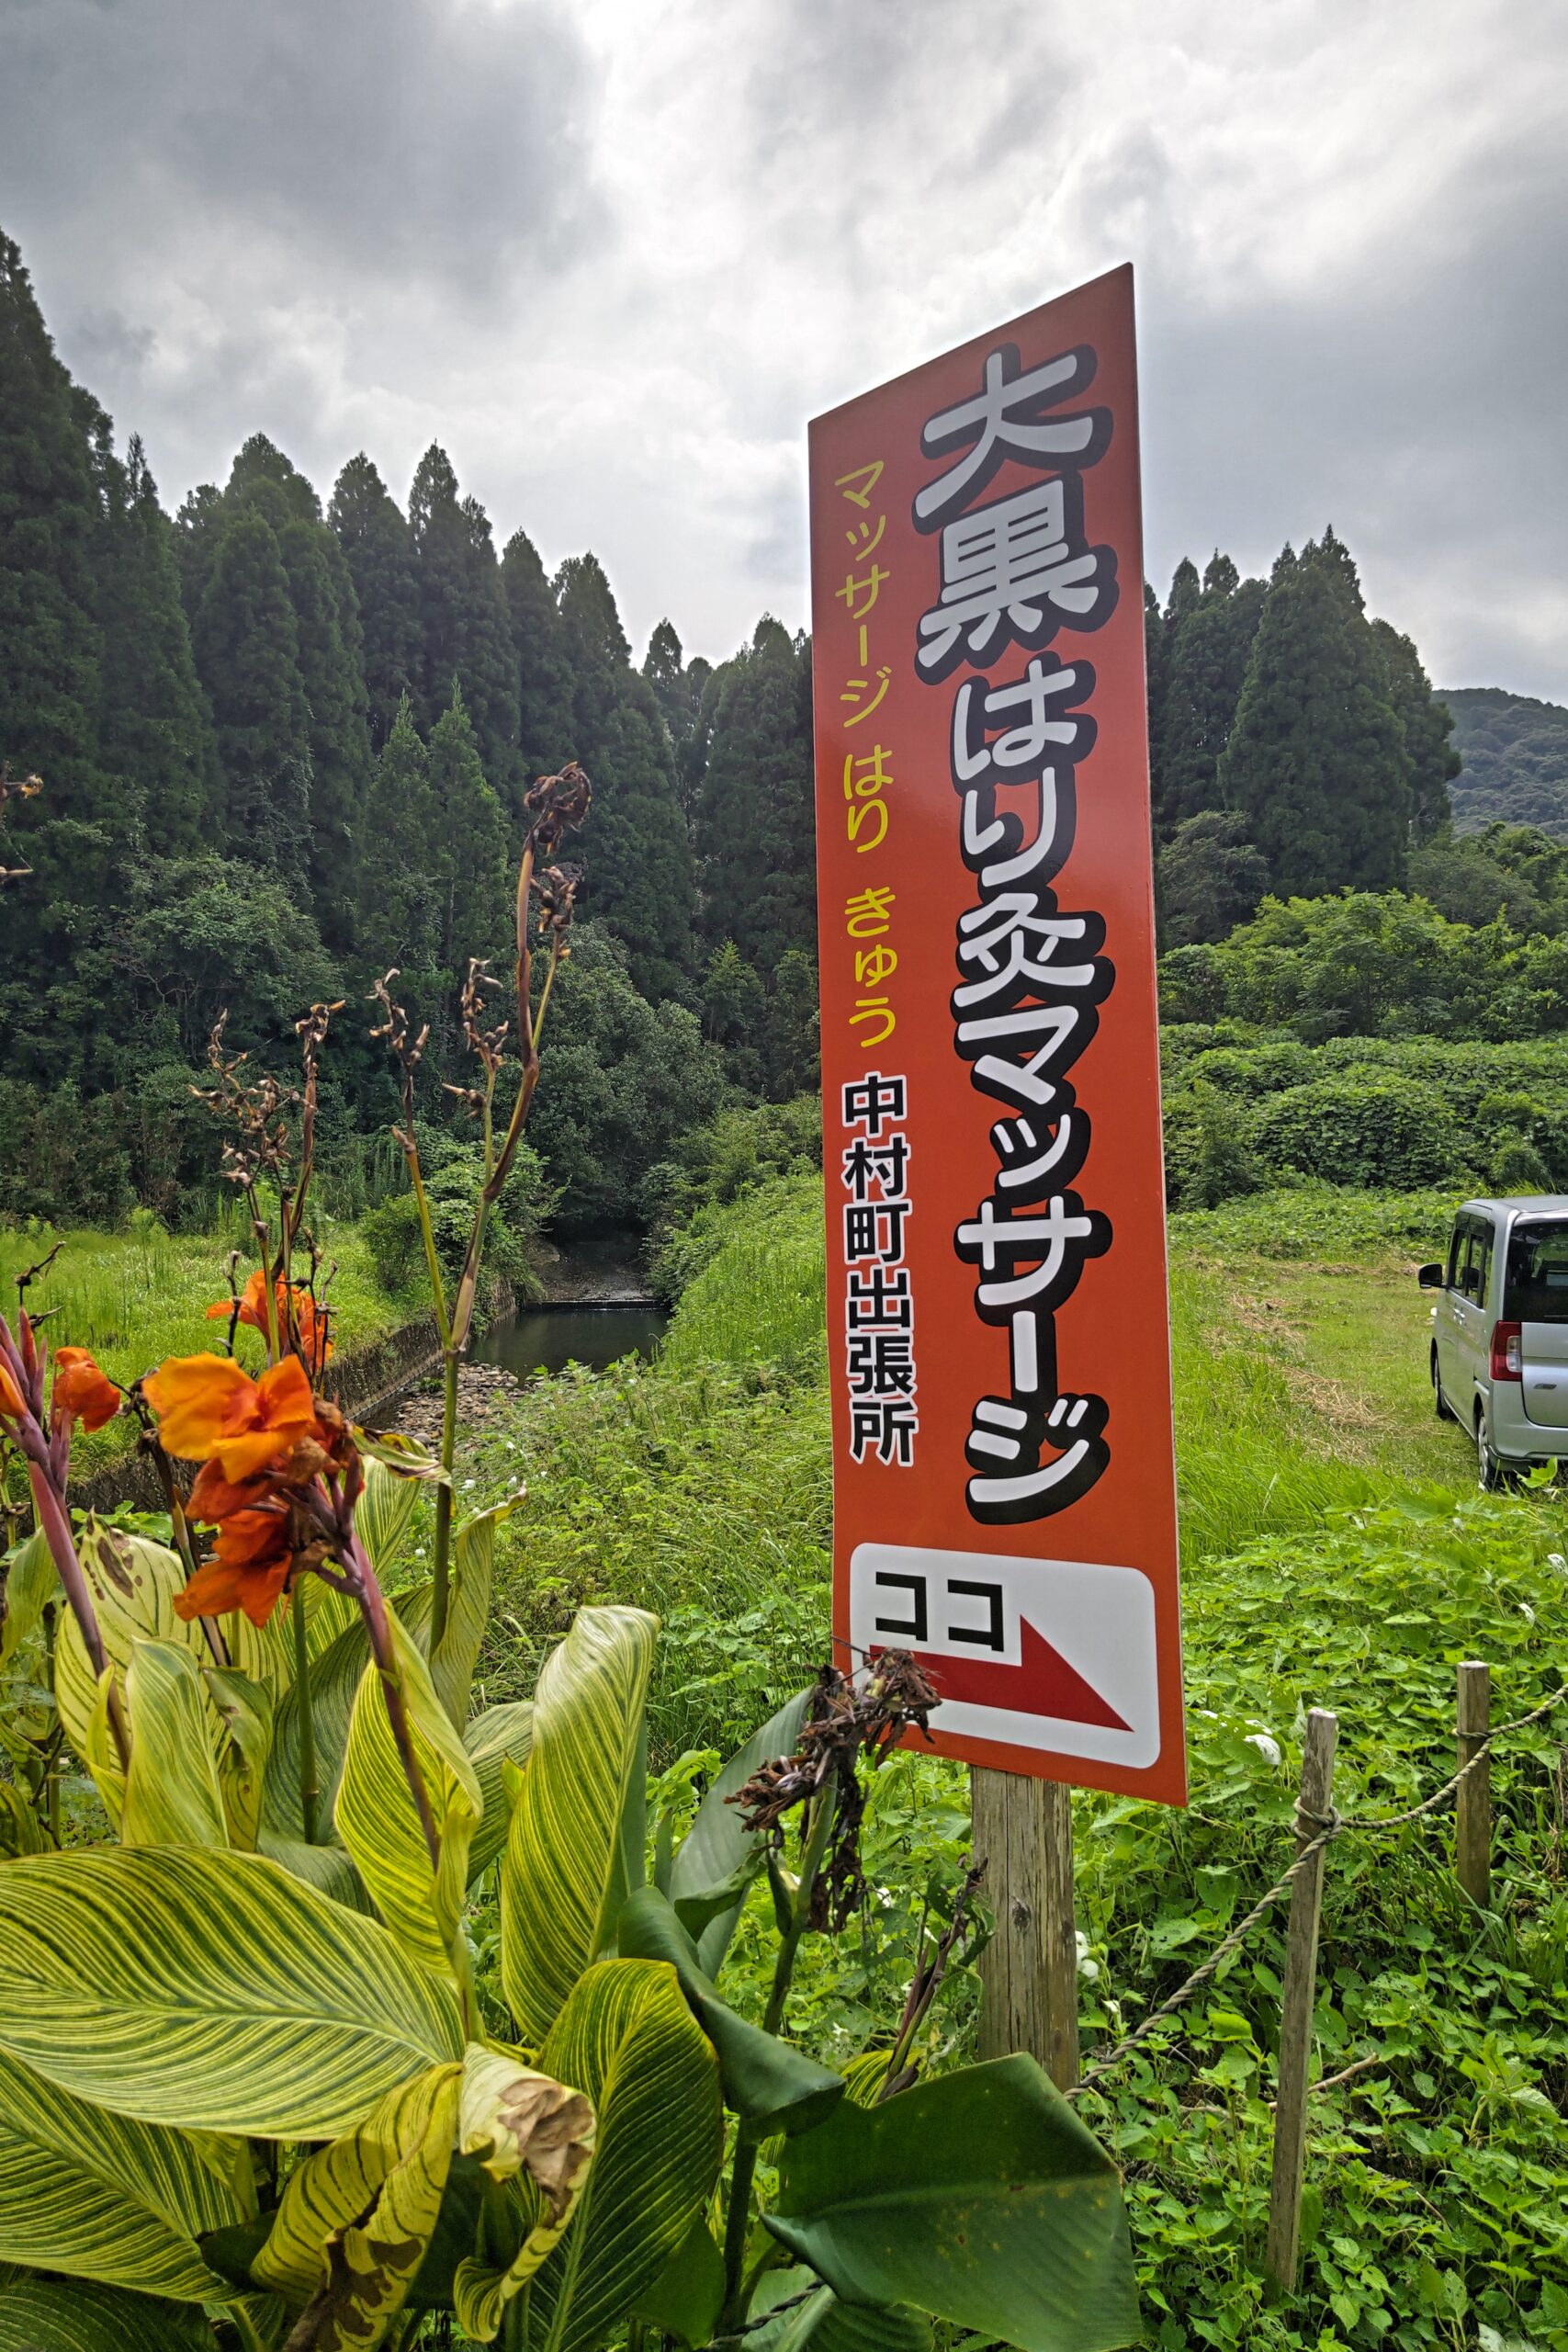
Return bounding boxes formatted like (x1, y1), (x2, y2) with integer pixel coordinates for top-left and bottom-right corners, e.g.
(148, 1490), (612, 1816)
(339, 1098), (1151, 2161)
(1277, 1363), (1391, 1455)
(391, 1360), (518, 1450)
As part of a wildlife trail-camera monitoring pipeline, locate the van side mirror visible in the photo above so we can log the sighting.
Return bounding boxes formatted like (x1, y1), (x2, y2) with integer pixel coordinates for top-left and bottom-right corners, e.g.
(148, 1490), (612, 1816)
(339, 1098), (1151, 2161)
(1417, 1263), (1444, 1290)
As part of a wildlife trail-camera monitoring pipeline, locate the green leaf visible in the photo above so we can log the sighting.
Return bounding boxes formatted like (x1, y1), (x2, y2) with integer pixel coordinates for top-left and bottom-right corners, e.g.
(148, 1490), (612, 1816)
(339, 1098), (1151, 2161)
(334, 1610), (480, 1984)
(630, 2213), (726, 2346)
(448, 2041), (599, 2339)
(0, 2046), (246, 2304)
(353, 1426), (448, 1480)
(617, 1886), (843, 2135)
(750, 2267), (931, 2352)
(0, 1781), (47, 1857)
(251, 2060), (462, 2343)
(769, 2055), (1140, 2352)
(121, 1638), (229, 1850)
(0, 2280), (220, 2352)
(356, 1454), (422, 1579)
(0, 1844), (464, 2139)
(431, 1498), (518, 1728)
(261, 1613), (368, 1846)
(475, 1959), (721, 2352)
(465, 1700), (535, 1882)
(669, 1686), (813, 1956)
(501, 1605), (657, 2044)
(54, 1523), (281, 1826)
(201, 1664), (274, 1850)
(0, 1530), (56, 1668)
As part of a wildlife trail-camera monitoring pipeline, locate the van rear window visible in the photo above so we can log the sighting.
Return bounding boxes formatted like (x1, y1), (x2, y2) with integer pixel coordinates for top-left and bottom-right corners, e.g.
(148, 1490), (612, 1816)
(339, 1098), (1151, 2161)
(1505, 1221), (1568, 1323)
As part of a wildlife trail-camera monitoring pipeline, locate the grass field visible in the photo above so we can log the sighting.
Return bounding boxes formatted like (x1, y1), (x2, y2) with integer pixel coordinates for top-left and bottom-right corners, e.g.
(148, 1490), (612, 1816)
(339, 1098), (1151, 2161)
(461, 1175), (1568, 2350)
(0, 1214), (415, 1476)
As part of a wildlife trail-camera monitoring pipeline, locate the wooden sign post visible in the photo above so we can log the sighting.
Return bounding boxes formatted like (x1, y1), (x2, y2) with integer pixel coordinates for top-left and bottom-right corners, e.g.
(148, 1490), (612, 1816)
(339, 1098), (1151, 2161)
(808, 268), (1185, 2076)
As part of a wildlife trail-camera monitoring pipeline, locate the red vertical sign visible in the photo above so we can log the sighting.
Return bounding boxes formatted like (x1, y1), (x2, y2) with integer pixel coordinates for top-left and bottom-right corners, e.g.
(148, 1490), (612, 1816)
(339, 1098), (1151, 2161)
(809, 266), (1185, 1804)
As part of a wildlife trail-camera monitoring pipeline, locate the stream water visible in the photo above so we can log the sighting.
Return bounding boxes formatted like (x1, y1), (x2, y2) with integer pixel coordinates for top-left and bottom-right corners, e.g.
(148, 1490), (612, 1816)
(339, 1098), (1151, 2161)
(471, 1304), (668, 1380)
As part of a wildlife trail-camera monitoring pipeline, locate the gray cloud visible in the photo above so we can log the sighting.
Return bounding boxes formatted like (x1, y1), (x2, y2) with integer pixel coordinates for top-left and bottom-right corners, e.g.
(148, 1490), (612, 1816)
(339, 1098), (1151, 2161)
(2, 0), (1562, 696)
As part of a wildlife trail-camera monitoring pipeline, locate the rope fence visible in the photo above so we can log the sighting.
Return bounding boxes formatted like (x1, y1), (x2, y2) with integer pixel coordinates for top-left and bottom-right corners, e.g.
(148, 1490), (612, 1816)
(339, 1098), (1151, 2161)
(1050, 1667), (1568, 2293)
(1069, 1673), (1568, 2098)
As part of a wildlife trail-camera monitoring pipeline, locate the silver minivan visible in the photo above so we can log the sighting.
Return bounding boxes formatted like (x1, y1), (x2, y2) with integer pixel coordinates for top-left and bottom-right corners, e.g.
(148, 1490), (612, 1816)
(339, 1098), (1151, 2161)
(1420, 1196), (1568, 1484)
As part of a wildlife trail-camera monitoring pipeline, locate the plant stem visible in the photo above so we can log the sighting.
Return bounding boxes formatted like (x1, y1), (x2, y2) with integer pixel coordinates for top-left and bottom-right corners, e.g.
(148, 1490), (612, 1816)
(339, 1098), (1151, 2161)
(721, 1791), (837, 2325)
(291, 1582), (320, 1844)
(430, 1344), (460, 1651)
(352, 1540), (441, 1871)
(25, 1461), (130, 1771)
(41, 1602), (61, 1842)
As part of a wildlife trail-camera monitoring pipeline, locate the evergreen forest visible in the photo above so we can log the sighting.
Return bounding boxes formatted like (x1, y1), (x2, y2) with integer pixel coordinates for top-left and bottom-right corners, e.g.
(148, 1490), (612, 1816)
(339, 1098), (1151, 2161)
(0, 217), (1560, 1241)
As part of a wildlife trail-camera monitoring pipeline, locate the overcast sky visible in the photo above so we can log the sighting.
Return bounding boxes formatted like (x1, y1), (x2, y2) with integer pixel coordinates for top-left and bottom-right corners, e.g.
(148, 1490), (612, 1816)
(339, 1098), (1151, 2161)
(5, 0), (1564, 697)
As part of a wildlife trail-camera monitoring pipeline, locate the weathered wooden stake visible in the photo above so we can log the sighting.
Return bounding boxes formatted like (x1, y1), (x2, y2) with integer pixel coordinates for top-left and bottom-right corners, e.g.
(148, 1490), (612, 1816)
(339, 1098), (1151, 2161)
(1456, 1659), (1492, 1911)
(1265, 1707), (1338, 2297)
(971, 1765), (1078, 2091)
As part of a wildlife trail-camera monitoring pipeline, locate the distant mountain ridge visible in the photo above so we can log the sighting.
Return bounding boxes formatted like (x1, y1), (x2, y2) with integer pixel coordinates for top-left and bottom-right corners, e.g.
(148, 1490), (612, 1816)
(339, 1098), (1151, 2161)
(1444, 685), (1568, 840)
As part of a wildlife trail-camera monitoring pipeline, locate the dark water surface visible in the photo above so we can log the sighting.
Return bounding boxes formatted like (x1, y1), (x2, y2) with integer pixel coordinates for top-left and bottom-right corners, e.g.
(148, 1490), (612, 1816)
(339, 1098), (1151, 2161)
(473, 1305), (668, 1380)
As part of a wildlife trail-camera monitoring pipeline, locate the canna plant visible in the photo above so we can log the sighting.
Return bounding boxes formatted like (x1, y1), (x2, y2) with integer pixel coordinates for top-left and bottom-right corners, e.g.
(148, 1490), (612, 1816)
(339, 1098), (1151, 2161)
(0, 764), (1141, 2352)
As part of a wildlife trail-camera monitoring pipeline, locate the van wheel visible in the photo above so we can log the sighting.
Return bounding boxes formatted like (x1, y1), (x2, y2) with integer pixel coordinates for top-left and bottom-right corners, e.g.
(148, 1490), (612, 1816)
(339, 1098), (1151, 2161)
(1432, 1349), (1454, 1421)
(1476, 1407), (1503, 1490)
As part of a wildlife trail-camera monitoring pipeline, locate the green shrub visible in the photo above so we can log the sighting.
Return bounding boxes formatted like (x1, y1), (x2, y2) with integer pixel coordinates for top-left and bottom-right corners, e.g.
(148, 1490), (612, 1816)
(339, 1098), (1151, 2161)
(1250, 1077), (1467, 1189)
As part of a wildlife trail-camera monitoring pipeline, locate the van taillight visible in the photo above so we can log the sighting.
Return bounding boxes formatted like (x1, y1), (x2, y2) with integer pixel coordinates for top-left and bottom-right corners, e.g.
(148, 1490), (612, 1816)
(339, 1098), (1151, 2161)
(1491, 1321), (1522, 1381)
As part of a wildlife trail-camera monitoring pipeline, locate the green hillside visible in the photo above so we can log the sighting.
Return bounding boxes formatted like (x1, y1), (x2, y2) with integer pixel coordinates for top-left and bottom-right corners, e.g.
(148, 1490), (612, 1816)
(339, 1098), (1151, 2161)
(1446, 684), (1568, 837)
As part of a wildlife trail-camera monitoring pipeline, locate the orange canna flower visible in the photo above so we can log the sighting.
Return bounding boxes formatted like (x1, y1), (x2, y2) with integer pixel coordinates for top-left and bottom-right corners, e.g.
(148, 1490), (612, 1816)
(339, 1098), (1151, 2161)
(0, 1358), (24, 1421)
(144, 1352), (316, 1481)
(51, 1346), (121, 1434)
(174, 1508), (294, 1627)
(206, 1271), (333, 1372)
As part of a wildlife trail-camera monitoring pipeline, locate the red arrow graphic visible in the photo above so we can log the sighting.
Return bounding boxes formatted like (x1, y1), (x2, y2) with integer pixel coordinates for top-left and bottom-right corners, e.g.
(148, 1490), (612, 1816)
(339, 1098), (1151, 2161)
(878, 1613), (1130, 1731)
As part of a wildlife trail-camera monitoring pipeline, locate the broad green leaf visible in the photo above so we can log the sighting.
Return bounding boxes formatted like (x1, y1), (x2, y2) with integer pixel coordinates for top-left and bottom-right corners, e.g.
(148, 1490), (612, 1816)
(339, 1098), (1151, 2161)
(501, 1605), (657, 2044)
(458, 2041), (596, 2194)
(0, 1845), (463, 2139)
(353, 1426), (448, 1480)
(85, 1664), (128, 1826)
(356, 1455), (422, 1581)
(300, 1570), (360, 1661)
(261, 1613), (369, 1845)
(55, 1523), (279, 1822)
(0, 1529), (56, 1668)
(335, 1610), (480, 1984)
(669, 1686), (813, 1957)
(618, 1886), (842, 2135)
(255, 1829), (372, 1914)
(0, 2046), (246, 2303)
(466, 1958), (720, 2352)
(465, 1699), (534, 1882)
(252, 2061), (462, 2344)
(750, 2267), (931, 2352)
(431, 1498), (518, 1728)
(769, 2056), (1139, 2352)
(0, 1781), (47, 1857)
(0, 2280), (220, 2351)
(121, 1638), (229, 1851)
(449, 2041), (598, 2339)
(202, 1664), (274, 1850)
(630, 2214), (726, 2346)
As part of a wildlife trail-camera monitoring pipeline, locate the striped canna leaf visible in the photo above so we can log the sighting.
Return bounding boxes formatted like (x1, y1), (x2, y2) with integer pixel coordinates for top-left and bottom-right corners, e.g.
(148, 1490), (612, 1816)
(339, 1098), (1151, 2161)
(0, 1844), (464, 2140)
(0, 1528), (55, 1669)
(56, 1523), (286, 1832)
(469, 1960), (721, 2352)
(334, 1611), (481, 1985)
(0, 2046), (248, 2304)
(431, 1497), (519, 1728)
(0, 2278), (220, 2351)
(501, 1606), (657, 2045)
(355, 1455), (423, 1585)
(252, 2060), (463, 2343)
(120, 1638), (229, 1851)
(464, 1699), (535, 1883)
